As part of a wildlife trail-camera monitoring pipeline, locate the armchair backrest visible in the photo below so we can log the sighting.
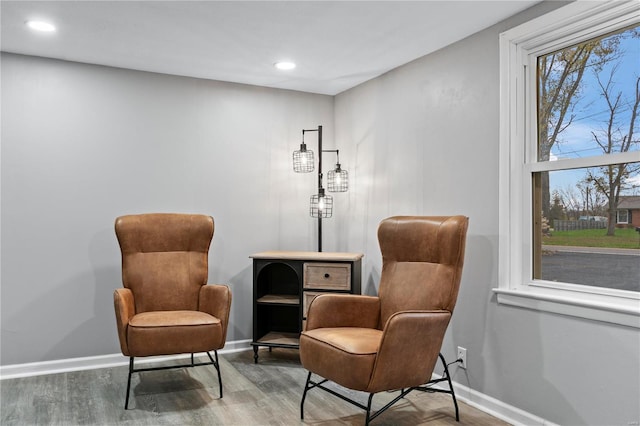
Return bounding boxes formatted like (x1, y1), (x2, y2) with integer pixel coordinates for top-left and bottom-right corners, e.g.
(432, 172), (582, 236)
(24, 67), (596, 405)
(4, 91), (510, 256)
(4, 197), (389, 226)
(377, 216), (468, 328)
(115, 213), (214, 313)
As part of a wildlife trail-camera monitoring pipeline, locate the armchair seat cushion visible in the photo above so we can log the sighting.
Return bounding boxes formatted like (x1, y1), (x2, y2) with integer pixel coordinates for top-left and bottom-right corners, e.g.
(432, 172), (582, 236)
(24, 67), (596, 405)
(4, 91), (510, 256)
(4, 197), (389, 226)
(128, 310), (222, 357)
(300, 327), (382, 392)
(130, 310), (220, 327)
(303, 327), (381, 354)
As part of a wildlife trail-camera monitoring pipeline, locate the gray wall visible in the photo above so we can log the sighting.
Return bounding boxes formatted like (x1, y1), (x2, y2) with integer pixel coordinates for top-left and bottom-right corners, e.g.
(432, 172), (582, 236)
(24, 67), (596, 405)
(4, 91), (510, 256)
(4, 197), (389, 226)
(1, 53), (336, 364)
(334, 3), (640, 426)
(2, 2), (639, 425)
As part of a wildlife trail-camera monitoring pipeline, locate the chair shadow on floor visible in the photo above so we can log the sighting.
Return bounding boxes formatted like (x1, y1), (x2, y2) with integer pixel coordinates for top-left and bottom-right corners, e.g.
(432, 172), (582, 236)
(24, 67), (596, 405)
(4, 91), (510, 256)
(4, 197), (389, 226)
(130, 368), (215, 412)
(228, 348), (467, 425)
(299, 386), (461, 426)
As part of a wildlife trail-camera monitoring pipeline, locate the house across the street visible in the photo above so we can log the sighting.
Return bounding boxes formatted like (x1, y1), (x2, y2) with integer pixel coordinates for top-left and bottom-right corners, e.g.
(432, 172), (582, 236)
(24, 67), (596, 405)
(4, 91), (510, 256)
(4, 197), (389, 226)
(616, 195), (640, 228)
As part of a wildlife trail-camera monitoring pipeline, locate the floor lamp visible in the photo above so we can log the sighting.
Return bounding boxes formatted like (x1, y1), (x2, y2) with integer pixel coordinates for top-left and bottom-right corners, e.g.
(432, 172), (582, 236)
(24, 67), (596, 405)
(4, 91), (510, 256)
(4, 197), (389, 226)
(292, 125), (349, 252)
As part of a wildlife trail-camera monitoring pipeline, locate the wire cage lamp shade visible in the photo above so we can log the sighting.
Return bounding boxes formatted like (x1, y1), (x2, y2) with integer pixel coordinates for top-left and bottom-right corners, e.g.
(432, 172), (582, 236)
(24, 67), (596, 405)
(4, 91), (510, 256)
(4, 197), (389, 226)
(327, 164), (348, 192)
(310, 189), (333, 218)
(293, 144), (315, 173)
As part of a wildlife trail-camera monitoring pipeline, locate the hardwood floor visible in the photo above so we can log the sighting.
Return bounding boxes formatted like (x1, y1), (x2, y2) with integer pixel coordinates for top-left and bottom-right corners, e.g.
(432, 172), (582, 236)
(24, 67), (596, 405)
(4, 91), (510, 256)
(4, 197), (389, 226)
(1, 349), (510, 425)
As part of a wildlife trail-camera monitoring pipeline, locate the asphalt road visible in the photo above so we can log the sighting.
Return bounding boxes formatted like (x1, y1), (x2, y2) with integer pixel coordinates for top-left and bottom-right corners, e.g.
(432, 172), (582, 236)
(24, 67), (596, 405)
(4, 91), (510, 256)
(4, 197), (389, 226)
(540, 247), (640, 292)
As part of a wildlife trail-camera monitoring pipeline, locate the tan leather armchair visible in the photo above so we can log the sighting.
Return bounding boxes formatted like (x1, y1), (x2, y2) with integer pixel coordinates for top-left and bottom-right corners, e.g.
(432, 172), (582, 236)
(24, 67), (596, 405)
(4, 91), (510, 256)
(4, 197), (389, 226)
(300, 215), (468, 424)
(114, 213), (231, 409)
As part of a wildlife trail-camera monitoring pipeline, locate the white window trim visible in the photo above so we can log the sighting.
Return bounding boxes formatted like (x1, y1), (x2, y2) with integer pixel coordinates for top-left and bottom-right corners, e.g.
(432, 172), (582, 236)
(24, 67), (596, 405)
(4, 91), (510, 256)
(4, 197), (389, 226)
(617, 210), (629, 224)
(495, 0), (640, 328)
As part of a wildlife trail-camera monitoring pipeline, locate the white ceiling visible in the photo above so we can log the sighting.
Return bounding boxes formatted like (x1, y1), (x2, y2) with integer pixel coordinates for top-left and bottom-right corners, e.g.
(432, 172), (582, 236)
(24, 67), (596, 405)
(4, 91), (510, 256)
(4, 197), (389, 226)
(1, 1), (541, 95)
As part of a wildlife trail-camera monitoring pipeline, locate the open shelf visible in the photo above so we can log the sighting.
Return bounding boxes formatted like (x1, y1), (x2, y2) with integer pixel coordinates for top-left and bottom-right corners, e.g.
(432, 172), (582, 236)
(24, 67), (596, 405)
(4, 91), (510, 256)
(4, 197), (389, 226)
(256, 331), (300, 347)
(257, 294), (299, 305)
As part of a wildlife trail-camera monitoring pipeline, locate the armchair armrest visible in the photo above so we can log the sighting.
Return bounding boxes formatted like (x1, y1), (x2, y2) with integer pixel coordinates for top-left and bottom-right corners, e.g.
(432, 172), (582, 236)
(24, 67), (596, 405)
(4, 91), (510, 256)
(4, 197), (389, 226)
(113, 288), (135, 356)
(367, 310), (451, 393)
(199, 284), (232, 346)
(305, 294), (380, 331)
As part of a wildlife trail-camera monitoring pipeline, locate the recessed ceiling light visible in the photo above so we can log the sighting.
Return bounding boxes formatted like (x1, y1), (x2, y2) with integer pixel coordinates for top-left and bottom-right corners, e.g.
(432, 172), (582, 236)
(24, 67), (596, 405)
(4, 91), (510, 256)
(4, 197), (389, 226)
(26, 20), (56, 32)
(274, 61), (296, 71)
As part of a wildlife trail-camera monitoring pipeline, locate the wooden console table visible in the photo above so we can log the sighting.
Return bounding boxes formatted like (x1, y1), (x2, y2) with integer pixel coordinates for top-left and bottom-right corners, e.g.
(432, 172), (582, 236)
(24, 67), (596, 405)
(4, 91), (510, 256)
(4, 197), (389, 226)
(250, 251), (363, 363)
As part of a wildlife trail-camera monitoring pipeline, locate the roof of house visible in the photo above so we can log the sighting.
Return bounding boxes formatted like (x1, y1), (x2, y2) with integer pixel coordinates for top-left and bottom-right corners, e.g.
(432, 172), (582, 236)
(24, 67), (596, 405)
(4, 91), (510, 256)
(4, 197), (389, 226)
(617, 195), (640, 209)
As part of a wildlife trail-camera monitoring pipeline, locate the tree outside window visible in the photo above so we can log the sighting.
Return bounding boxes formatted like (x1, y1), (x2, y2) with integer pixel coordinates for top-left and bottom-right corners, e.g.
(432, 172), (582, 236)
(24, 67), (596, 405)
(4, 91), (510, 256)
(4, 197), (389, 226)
(533, 25), (639, 292)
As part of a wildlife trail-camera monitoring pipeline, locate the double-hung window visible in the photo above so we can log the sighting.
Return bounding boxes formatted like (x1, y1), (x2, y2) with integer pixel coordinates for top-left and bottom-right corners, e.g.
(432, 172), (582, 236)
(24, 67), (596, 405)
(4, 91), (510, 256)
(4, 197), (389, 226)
(496, 1), (640, 327)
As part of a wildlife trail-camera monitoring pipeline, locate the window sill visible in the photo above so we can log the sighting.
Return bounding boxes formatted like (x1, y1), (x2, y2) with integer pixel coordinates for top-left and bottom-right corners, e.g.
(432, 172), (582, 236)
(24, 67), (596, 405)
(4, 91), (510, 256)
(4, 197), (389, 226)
(493, 287), (640, 328)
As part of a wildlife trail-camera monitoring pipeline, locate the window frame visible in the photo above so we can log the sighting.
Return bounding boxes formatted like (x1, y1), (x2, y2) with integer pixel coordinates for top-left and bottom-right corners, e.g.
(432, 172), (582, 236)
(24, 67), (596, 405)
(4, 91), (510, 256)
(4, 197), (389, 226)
(617, 209), (629, 224)
(496, 0), (640, 328)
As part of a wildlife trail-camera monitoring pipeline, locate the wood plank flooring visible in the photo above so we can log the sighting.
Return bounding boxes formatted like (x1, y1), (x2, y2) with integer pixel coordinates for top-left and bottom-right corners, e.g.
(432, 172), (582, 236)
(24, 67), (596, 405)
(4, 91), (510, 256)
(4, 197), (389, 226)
(1, 349), (510, 425)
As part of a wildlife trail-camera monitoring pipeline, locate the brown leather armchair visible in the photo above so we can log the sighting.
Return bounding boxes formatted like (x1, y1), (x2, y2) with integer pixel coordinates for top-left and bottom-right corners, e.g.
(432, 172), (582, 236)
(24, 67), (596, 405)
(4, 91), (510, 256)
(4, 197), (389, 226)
(300, 215), (468, 424)
(114, 213), (232, 409)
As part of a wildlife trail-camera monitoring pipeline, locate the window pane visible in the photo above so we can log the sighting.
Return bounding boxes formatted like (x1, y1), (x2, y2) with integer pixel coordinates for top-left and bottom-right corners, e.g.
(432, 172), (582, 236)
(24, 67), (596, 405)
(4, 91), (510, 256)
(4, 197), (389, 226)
(533, 163), (640, 292)
(618, 210), (629, 224)
(537, 25), (639, 162)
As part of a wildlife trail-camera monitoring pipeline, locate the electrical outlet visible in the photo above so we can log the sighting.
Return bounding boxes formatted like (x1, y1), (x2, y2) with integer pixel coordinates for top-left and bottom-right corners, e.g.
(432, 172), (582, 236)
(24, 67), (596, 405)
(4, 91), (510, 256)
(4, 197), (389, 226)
(457, 346), (467, 369)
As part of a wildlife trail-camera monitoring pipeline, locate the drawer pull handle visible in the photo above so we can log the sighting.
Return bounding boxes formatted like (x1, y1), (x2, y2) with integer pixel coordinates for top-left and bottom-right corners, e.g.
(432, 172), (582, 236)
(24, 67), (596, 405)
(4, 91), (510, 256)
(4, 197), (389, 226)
(324, 273), (330, 279)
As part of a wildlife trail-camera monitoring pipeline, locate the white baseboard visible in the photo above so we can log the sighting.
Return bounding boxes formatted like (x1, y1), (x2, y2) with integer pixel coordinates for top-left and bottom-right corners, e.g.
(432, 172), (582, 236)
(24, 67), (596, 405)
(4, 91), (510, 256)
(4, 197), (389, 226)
(1, 343), (555, 426)
(0, 339), (252, 380)
(431, 373), (559, 426)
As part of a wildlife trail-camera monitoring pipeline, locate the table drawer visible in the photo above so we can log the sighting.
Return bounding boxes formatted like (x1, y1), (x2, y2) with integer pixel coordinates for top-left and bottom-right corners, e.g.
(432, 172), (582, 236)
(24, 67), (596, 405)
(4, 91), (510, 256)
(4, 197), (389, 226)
(303, 291), (324, 318)
(303, 263), (351, 290)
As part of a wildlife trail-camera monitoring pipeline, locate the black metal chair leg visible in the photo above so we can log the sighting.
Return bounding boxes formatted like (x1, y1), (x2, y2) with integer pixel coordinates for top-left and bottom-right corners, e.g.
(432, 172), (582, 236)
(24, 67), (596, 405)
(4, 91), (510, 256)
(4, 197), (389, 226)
(300, 357), (459, 425)
(364, 393), (374, 426)
(124, 357), (134, 409)
(206, 351), (223, 398)
(300, 372), (417, 424)
(214, 351), (223, 398)
(300, 371), (312, 419)
(439, 353), (460, 421)
(123, 351), (224, 410)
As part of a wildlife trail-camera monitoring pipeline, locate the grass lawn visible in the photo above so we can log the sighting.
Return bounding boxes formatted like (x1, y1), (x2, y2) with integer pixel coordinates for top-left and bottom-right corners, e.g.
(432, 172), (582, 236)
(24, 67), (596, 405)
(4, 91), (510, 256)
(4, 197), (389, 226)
(543, 227), (640, 249)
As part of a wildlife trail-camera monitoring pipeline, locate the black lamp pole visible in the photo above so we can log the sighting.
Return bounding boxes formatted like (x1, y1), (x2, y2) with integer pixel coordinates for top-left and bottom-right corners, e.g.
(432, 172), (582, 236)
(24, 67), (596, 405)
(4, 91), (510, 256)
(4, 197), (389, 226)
(317, 125), (323, 252)
(304, 125), (323, 252)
